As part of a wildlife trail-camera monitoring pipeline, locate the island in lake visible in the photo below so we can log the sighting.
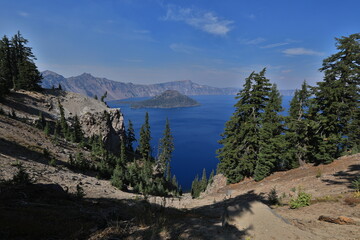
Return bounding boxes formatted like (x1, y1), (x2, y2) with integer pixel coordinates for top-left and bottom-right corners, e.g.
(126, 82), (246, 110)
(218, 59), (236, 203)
(131, 90), (200, 109)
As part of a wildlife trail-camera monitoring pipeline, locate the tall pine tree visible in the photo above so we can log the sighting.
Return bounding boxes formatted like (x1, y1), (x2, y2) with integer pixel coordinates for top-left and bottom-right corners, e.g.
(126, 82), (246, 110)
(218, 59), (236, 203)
(254, 83), (284, 181)
(284, 81), (312, 168)
(217, 68), (272, 183)
(0, 35), (12, 97)
(158, 118), (174, 180)
(126, 120), (136, 153)
(311, 33), (360, 163)
(138, 112), (152, 161)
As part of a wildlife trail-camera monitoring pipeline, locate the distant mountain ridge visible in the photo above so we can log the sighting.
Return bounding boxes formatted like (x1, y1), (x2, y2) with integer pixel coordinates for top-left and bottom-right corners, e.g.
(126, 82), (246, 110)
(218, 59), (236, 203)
(41, 71), (238, 100)
(41, 70), (295, 100)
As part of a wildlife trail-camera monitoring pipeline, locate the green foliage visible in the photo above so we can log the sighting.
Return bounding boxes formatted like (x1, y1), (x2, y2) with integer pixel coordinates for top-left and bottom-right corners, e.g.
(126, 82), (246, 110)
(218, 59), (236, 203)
(49, 158), (57, 167)
(0, 32), (42, 94)
(138, 112), (152, 161)
(255, 83), (285, 181)
(75, 184), (85, 199)
(218, 69), (284, 183)
(111, 165), (125, 190)
(44, 121), (50, 136)
(284, 81), (312, 169)
(352, 176), (360, 191)
(200, 168), (208, 191)
(126, 120), (136, 153)
(69, 152), (89, 170)
(101, 91), (107, 102)
(36, 112), (46, 130)
(191, 175), (201, 198)
(311, 33), (360, 163)
(12, 163), (32, 185)
(94, 94), (98, 100)
(290, 190), (312, 209)
(71, 115), (83, 143)
(209, 169), (215, 185)
(268, 187), (279, 205)
(158, 118), (174, 180)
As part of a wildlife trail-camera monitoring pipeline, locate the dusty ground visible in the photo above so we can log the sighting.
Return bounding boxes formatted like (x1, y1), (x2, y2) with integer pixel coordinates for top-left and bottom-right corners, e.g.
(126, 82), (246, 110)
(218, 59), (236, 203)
(1, 90), (359, 239)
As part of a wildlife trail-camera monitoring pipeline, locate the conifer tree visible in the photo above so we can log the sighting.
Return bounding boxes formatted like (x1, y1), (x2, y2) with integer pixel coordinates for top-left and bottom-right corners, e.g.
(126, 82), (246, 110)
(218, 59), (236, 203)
(10, 31), (42, 90)
(200, 168), (208, 191)
(58, 99), (68, 138)
(101, 91), (107, 102)
(112, 141), (126, 190)
(36, 112), (46, 129)
(0, 35), (13, 97)
(191, 174), (200, 198)
(312, 33), (360, 163)
(72, 115), (83, 143)
(284, 81), (312, 168)
(158, 118), (174, 179)
(138, 112), (151, 160)
(217, 69), (271, 183)
(254, 84), (284, 181)
(126, 120), (136, 152)
(208, 169), (215, 185)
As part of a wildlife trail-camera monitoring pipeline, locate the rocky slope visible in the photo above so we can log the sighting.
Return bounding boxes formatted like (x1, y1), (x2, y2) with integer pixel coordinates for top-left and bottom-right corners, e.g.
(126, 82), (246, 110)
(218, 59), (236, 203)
(0, 90), (359, 239)
(41, 70), (238, 100)
(130, 90), (200, 109)
(0, 89), (124, 153)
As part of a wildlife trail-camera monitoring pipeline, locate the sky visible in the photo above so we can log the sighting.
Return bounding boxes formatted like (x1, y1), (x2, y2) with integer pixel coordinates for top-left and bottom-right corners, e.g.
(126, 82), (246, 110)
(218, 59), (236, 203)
(1, 0), (359, 90)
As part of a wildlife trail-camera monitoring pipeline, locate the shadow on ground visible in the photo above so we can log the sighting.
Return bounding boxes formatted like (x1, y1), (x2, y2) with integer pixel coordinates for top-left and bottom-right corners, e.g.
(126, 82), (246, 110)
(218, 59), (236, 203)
(322, 163), (360, 188)
(0, 180), (268, 239)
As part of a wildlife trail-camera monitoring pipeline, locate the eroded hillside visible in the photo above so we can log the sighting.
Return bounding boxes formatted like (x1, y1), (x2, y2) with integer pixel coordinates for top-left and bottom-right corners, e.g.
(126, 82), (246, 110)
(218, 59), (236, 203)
(0, 90), (359, 240)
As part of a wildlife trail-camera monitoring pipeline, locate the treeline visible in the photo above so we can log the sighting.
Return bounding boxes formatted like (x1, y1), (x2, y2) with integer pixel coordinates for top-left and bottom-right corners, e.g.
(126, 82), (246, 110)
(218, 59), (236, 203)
(0, 31), (42, 97)
(217, 33), (360, 184)
(37, 102), (181, 196)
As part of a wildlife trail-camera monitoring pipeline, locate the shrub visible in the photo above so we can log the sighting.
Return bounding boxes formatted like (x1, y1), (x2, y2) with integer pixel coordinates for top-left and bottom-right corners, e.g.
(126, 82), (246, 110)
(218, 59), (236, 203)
(351, 176), (360, 191)
(12, 163), (32, 185)
(75, 184), (85, 199)
(268, 187), (279, 205)
(290, 190), (312, 209)
(49, 158), (57, 167)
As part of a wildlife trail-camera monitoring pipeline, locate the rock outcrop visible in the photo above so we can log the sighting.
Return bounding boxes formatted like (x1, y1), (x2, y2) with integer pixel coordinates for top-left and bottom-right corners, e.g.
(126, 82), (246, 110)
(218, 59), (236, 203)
(1, 89), (125, 154)
(80, 109), (124, 153)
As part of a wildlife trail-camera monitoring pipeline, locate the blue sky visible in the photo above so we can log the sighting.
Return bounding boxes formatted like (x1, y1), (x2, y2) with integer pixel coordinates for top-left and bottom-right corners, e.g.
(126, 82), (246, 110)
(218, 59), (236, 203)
(1, 0), (359, 89)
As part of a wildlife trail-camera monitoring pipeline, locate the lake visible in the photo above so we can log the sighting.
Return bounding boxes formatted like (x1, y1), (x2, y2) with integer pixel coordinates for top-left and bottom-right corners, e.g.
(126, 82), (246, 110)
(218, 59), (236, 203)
(108, 95), (293, 190)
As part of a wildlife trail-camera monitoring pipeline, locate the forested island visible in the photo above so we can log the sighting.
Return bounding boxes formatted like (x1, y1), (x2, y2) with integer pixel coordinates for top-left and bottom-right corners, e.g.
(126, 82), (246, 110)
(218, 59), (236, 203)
(130, 90), (200, 109)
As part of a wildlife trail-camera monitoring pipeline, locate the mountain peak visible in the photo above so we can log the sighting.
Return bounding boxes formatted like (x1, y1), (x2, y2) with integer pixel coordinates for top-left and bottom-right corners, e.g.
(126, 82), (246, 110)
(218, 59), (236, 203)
(42, 70), (64, 78)
(79, 72), (94, 78)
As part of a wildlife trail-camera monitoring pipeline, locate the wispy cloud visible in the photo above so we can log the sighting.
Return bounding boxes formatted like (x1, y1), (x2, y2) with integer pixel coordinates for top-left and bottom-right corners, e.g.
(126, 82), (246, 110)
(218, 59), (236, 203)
(239, 37), (266, 45)
(163, 5), (234, 36)
(282, 48), (323, 56)
(169, 43), (200, 54)
(17, 11), (29, 17)
(261, 42), (289, 49)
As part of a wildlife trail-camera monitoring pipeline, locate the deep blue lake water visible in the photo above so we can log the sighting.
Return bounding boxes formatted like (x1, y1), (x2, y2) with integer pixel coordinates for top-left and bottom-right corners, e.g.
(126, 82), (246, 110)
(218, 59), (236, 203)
(108, 95), (293, 191)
